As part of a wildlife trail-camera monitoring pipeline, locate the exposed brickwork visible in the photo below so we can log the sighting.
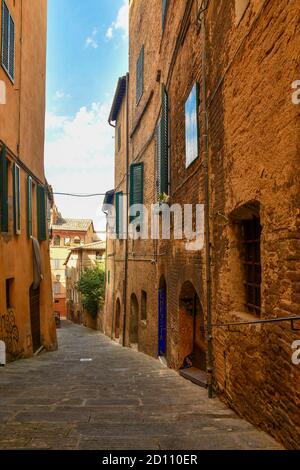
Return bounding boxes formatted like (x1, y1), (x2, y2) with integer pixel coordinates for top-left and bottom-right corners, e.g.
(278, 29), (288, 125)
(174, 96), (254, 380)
(104, 0), (300, 448)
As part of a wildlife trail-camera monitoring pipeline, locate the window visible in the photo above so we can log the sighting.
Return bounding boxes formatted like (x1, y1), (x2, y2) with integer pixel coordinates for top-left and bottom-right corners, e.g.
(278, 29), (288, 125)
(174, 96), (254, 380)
(136, 45), (144, 104)
(53, 283), (61, 295)
(37, 185), (47, 241)
(185, 83), (199, 168)
(1, 0), (15, 81)
(5, 278), (14, 309)
(52, 259), (60, 269)
(13, 163), (20, 234)
(235, 0), (250, 25)
(117, 125), (121, 152)
(0, 145), (8, 232)
(162, 0), (168, 30)
(115, 191), (124, 238)
(242, 217), (261, 315)
(74, 236), (81, 245)
(107, 270), (110, 285)
(129, 163), (144, 222)
(141, 290), (147, 321)
(27, 176), (32, 238)
(53, 235), (60, 246)
(64, 237), (71, 246)
(157, 85), (169, 195)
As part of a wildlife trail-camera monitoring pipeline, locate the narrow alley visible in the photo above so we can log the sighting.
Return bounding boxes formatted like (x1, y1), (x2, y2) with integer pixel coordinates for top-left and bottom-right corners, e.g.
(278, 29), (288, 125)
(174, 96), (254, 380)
(0, 322), (281, 450)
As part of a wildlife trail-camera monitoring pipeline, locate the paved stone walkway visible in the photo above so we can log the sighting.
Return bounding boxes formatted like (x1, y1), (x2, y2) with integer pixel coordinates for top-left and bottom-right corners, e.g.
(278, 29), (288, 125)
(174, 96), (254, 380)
(0, 321), (282, 450)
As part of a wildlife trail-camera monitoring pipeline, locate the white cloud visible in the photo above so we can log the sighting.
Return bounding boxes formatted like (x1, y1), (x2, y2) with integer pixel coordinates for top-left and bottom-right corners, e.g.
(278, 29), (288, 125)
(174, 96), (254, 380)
(45, 102), (114, 231)
(85, 27), (99, 49)
(106, 0), (128, 41)
(54, 90), (71, 100)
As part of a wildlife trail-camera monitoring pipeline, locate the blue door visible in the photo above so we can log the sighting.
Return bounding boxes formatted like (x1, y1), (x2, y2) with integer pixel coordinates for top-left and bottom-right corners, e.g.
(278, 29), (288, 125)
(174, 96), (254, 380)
(158, 288), (167, 356)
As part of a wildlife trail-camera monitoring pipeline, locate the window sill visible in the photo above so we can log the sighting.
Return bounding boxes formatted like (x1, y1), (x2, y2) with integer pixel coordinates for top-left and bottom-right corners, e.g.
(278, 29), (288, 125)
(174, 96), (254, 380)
(228, 310), (261, 323)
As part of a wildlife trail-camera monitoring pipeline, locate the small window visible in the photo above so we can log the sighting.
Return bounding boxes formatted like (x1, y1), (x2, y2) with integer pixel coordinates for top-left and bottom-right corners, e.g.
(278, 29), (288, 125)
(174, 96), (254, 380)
(73, 236), (81, 245)
(1, 0), (15, 82)
(53, 283), (61, 295)
(53, 235), (60, 246)
(162, 0), (168, 30)
(64, 237), (71, 246)
(107, 270), (110, 285)
(242, 217), (261, 315)
(6, 278), (14, 309)
(185, 83), (199, 168)
(136, 45), (144, 104)
(52, 259), (60, 269)
(141, 290), (147, 321)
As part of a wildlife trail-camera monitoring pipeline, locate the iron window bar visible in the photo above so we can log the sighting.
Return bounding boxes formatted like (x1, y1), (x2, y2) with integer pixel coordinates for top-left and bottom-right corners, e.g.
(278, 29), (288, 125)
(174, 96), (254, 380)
(211, 315), (300, 332)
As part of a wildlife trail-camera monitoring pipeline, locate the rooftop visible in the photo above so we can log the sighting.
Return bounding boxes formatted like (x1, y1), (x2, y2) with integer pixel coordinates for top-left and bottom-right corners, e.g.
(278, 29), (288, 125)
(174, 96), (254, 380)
(52, 218), (93, 232)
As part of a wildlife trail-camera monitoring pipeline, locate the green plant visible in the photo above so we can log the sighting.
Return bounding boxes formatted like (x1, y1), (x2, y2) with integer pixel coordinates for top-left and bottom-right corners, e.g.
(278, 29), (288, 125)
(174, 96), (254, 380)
(157, 192), (170, 204)
(76, 265), (105, 318)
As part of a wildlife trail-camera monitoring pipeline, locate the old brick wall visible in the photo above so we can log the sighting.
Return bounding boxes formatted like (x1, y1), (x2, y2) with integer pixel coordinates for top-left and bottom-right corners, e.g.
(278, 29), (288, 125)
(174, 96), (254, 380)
(207, 0), (300, 448)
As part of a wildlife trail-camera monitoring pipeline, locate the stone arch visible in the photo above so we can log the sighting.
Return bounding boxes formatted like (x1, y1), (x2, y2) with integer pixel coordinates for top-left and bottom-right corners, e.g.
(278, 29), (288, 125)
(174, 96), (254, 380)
(179, 281), (206, 371)
(129, 293), (139, 345)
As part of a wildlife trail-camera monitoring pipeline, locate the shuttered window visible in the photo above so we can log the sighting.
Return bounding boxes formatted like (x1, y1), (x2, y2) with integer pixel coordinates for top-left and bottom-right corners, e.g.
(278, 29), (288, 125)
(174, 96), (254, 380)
(159, 85), (169, 194)
(136, 45), (144, 104)
(27, 176), (32, 238)
(130, 163), (144, 221)
(1, 1), (15, 81)
(162, 0), (168, 30)
(13, 163), (20, 234)
(37, 185), (47, 241)
(115, 191), (123, 239)
(0, 145), (8, 232)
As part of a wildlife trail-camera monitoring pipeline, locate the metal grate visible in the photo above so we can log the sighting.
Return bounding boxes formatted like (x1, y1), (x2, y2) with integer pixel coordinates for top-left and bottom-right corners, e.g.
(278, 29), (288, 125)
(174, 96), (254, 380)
(242, 217), (261, 315)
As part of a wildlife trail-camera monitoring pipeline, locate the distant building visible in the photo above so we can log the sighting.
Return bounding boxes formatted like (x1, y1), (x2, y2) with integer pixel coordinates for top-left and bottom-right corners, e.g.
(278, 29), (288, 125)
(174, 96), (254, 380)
(65, 241), (106, 329)
(0, 0), (57, 360)
(50, 216), (95, 318)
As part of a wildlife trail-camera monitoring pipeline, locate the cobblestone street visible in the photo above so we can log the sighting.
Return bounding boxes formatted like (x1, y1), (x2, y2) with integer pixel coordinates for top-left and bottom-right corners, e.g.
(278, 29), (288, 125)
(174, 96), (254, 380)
(0, 321), (282, 450)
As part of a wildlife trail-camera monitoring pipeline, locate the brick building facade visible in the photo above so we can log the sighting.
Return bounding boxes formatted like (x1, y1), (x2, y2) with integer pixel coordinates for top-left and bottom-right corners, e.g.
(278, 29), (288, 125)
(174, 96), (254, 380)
(104, 0), (300, 448)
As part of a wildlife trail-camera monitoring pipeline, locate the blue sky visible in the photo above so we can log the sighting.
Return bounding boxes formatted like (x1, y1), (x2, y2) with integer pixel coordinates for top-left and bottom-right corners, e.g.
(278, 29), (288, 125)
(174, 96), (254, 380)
(45, 0), (128, 234)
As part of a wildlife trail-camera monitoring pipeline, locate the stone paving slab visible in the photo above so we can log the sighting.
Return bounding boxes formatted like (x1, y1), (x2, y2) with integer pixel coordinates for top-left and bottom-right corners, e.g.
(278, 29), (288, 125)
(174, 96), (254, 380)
(0, 321), (283, 450)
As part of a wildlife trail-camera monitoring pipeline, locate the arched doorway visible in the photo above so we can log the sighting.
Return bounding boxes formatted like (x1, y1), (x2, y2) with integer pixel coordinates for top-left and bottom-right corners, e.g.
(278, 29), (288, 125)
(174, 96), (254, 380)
(115, 298), (121, 339)
(179, 281), (206, 371)
(158, 276), (167, 358)
(129, 293), (139, 345)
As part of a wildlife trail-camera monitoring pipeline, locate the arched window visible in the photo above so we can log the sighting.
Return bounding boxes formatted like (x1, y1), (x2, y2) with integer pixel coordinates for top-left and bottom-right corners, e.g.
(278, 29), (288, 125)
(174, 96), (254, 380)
(74, 236), (81, 245)
(54, 235), (60, 246)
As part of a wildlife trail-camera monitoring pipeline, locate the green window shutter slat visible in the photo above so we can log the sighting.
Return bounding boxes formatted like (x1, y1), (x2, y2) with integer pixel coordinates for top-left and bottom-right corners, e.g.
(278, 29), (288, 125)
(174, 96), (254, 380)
(1, 1), (9, 72)
(160, 85), (169, 194)
(136, 45), (144, 104)
(27, 176), (32, 238)
(12, 163), (20, 234)
(130, 163), (144, 222)
(37, 185), (46, 241)
(0, 145), (8, 232)
(115, 191), (123, 239)
(8, 15), (14, 80)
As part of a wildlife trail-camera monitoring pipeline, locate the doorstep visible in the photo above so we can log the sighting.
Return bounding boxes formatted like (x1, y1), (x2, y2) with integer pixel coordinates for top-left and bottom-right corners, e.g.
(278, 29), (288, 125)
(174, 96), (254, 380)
(179, 367), (208, 389)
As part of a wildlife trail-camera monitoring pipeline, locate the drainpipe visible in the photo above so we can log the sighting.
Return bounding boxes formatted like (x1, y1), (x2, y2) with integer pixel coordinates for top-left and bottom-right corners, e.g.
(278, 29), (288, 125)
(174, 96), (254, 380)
(201, 1), (214, 399)
(122, 72), (130, 347)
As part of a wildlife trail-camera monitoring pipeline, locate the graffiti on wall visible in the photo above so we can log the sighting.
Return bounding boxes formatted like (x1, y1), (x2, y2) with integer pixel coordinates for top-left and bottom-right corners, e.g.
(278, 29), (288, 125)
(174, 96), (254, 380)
(0, 309), (23, 358)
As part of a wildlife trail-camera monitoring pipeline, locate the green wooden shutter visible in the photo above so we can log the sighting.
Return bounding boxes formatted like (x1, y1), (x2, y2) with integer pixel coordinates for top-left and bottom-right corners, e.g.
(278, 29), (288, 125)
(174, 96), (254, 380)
(160, 85), (169, 194)
(0, 145), (8, 232)
(37, 184), (46, 241)
(8, 14), (14, 80)
(130, 163), (144, 222)
(136, 45), (144, 104)
(1, 0), (9, 73)
(27, 176), (32, 238)
(115, 191), (123, 239)
(12, 163), (20, 234)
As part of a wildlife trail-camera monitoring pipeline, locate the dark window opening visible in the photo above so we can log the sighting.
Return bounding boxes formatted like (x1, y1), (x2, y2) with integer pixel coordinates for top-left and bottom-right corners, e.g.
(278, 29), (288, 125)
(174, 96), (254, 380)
(141, 290), (147, 321)
(242, 217), (261, 315)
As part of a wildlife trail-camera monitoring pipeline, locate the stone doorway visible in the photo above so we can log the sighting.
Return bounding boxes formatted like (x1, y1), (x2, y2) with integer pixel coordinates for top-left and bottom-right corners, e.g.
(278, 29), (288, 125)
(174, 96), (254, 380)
(129, 293), (139, 347)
